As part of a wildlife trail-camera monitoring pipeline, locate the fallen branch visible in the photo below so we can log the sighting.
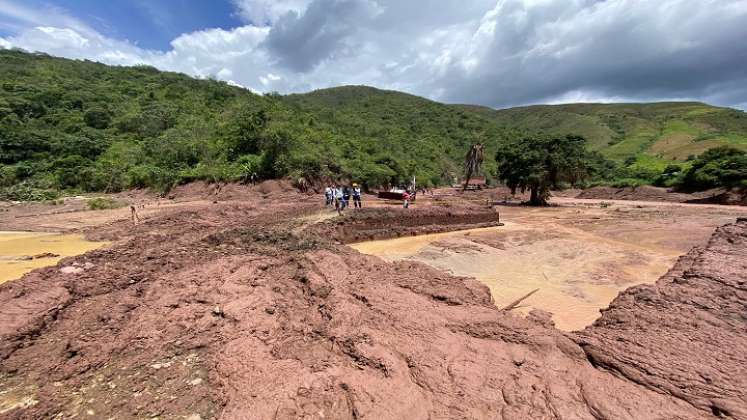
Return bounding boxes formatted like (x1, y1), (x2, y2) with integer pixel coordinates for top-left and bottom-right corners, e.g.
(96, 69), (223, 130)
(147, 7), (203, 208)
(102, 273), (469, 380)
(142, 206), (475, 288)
(502, 288), (539, 311)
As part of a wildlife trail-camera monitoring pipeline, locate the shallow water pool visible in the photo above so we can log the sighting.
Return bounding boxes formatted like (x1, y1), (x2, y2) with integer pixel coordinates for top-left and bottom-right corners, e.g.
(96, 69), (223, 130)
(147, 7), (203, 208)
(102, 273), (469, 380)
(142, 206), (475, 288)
(0, 231), (106, 284)
(351, 222), (680, 331)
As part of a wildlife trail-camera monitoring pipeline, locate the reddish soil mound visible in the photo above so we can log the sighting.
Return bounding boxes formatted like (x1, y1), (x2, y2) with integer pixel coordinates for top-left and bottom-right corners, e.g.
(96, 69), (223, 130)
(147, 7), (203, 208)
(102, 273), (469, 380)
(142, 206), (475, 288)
(308, 205), (501, 243)
(167, 180), (298, 201)
(1, 197), (745, 418)
(686, 188), (747, 206)
(576, 185), (693, 202)
(575, 217), (747, 418)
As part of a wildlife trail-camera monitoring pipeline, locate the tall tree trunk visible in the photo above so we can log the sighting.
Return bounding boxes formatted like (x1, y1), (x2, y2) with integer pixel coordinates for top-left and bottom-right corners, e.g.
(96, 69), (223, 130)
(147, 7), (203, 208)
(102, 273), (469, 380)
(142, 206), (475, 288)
(529, 186), (540, 205)
(528, 185), (548, 206)
(463, 167), (473, 191)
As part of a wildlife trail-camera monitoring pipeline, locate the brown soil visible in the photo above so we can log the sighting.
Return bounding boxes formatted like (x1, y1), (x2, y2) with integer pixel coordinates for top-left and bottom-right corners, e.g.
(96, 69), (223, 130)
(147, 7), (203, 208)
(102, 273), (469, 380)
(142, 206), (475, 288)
(575, 218), (747, 418)
(1, 184), (746, 419)
(308, 205), (502, 243)
(575, 185), (694, 202)
(575, 185), (747, 206)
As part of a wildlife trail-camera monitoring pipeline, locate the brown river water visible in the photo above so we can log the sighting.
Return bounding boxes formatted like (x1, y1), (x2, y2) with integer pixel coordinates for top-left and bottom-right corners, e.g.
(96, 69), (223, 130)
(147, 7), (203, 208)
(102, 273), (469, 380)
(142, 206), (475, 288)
(0, 231), (106, 284)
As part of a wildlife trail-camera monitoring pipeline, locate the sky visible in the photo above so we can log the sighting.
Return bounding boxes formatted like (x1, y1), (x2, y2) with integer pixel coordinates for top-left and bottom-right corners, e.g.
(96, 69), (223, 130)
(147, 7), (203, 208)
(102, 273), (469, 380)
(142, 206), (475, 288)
(1, 0), (746, 110)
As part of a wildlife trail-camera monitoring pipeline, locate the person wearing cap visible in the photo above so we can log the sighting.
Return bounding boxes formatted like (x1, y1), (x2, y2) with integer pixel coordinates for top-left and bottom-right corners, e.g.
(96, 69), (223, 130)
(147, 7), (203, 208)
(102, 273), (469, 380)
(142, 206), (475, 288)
(352, 183), (362, 208)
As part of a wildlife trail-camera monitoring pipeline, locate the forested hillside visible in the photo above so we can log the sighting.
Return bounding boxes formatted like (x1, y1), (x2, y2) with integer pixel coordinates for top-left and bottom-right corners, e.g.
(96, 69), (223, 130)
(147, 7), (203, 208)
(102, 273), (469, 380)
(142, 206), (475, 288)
(0, 50), (511, 199)
(1, 49), (745, 199)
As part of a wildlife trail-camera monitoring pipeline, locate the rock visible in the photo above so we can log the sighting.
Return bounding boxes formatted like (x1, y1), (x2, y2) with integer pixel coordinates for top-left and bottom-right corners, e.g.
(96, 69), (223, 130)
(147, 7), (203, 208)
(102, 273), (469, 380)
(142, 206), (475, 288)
(212, 306), (224, 317)
(150, 361), (173, 370)
(264, 307), (275, 315)
(60, 266), (84, 275)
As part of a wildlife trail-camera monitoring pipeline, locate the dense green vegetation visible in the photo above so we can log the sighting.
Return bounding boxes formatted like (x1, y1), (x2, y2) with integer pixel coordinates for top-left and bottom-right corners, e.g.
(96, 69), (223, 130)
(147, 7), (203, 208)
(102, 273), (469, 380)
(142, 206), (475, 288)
(486, 102), (747, 173)
(0, 49), (744, 200)
(0, 49), (517, 198)
(495, 135), (589, 205)
(677, 147), (747, 191)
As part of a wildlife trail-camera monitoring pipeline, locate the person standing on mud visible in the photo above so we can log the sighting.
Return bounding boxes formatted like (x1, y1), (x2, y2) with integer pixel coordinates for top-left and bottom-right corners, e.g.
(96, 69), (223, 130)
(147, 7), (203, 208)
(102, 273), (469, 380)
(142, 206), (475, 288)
(334, 185), (344, 214)
(352, 183), (362, 208)
(342, 186), (351, 209)
(324, 185), (333, 206)
(402, 191), (411, 209)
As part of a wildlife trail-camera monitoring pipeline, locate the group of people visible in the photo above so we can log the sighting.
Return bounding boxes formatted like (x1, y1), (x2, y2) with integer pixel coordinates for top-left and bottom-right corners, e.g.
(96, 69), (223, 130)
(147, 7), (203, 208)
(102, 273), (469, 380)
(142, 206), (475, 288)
(325, 183), (362, 214)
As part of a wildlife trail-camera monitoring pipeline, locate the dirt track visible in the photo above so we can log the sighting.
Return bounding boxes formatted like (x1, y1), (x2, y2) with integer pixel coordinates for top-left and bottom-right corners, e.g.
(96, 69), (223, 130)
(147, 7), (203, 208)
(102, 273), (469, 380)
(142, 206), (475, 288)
(1, 184), (746, 419)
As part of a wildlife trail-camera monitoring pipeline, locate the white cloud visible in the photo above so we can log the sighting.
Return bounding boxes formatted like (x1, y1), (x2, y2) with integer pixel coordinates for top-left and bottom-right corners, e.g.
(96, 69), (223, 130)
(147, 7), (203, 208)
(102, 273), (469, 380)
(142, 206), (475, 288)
(1, 0), (746, 109)
(232, 0), (312, 26)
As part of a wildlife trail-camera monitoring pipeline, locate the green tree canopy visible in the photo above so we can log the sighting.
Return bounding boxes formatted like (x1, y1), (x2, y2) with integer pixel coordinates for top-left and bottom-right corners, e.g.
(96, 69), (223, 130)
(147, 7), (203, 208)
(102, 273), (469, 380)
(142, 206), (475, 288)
(495, 135), (588, 205)
(678, 146), (747, 191)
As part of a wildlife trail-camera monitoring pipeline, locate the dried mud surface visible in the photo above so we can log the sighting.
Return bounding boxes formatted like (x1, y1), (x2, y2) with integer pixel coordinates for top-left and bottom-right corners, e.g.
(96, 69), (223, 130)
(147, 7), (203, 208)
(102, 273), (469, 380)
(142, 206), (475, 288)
(0, 185), (746, 419)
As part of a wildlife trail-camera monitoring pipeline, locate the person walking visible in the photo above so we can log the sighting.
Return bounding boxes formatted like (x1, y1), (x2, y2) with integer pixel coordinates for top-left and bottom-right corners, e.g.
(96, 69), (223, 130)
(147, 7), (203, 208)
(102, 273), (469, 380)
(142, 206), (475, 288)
(352, 183), (362, 208)
(402, 191), (410, 209)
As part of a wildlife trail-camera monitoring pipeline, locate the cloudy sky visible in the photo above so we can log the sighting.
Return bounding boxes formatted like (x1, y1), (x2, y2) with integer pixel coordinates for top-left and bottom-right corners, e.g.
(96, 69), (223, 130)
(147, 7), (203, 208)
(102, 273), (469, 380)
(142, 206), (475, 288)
(1, 0), (746, 110)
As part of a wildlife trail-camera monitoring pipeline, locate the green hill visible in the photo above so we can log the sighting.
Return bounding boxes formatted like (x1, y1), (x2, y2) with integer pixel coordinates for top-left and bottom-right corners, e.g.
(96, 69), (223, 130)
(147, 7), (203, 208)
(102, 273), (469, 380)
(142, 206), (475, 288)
(0, 49), (745, 199)
(487, 102), (747, 171)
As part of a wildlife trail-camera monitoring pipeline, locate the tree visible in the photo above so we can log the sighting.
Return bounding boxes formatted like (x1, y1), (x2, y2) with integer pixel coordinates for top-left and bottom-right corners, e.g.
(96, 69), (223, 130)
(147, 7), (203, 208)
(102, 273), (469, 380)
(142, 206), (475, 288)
(677, 146), (747, 191)
(83, 108), (112, 129)
(495, 135), (588, 206)
(463, 143), (484, 190)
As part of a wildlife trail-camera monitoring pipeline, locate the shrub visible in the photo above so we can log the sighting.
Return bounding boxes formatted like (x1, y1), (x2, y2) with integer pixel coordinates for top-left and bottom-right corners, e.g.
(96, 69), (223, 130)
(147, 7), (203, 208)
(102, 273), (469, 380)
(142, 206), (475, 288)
(87, 197), (124, 210)
(0, 184), (60, 201)
(677, 146), (747, 191)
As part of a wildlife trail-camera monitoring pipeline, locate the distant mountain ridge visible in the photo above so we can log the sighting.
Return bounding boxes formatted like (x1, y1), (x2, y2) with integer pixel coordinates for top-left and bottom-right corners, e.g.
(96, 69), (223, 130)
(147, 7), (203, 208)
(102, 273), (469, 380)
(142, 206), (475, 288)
(1, 50), (745, 195)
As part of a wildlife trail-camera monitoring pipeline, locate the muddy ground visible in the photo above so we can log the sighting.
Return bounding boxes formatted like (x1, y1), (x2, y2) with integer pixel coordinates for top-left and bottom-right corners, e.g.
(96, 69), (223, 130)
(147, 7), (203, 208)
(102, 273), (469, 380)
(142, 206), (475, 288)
(350, 195), (747, 330)
(1, 183), (746, 419)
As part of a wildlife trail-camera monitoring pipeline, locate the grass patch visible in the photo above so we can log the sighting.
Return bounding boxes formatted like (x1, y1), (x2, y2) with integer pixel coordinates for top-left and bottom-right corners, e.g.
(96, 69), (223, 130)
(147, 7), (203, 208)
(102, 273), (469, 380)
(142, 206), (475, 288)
(87, 197), (125, 210)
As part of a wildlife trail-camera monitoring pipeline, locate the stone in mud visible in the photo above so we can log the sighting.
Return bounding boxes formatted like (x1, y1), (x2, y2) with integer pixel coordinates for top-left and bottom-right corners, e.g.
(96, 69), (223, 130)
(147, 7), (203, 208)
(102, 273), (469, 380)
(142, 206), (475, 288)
(59, 266), (84, 274)
(32, 252), (59, 259)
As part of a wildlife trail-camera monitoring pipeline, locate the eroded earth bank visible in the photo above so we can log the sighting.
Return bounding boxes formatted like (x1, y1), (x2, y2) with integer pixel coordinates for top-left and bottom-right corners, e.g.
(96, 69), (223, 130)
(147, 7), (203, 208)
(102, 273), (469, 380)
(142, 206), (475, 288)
(1, 186), (746, 419)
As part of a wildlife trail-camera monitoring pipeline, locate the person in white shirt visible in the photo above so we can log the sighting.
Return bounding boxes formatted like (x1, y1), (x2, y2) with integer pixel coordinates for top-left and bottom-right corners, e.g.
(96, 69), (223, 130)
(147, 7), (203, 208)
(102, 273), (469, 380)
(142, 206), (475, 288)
(352, 183), (362, 208)
(324, 186), (333, 206)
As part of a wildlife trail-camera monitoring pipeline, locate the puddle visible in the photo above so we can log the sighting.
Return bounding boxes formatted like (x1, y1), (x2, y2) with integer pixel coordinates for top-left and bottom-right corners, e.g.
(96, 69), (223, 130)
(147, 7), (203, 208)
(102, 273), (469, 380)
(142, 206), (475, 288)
(0, 231), (107, 284)
(351, 222), (681, 331)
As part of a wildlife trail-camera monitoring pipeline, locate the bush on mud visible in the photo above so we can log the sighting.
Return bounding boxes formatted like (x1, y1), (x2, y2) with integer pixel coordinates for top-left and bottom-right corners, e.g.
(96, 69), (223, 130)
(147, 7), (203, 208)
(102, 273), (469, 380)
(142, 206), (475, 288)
(87, 197), (125, 210)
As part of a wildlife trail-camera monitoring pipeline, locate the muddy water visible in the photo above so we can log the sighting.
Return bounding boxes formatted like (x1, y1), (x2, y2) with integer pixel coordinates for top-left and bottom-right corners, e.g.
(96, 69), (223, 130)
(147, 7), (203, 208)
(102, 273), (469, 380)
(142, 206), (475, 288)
(0, 231), (106, 284)
(351, 221), (683, 331)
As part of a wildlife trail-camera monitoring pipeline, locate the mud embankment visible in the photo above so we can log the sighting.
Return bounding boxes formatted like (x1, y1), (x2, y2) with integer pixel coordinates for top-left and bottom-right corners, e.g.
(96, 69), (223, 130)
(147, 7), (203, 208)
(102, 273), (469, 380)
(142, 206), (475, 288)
(307, 206), (502, 244)
(575, 217), (747, 418)
(575, 185), (747, 206)
(0, 197), (745, 419)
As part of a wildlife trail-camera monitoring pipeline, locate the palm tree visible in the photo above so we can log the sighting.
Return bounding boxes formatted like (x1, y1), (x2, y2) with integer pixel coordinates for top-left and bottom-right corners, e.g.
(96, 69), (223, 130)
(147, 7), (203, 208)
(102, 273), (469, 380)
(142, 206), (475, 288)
(463, 143), (484, 190)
